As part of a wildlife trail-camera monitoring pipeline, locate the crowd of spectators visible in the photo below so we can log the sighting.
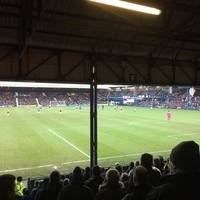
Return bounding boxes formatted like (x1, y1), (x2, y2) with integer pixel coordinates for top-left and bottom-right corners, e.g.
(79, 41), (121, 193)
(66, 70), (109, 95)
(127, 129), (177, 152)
(0, 87), (200, 110)
(1, 140), (200, 200)
(0, 91), (16, 106)
(0, 88), (91, 107)
(108, 87), (200, 110)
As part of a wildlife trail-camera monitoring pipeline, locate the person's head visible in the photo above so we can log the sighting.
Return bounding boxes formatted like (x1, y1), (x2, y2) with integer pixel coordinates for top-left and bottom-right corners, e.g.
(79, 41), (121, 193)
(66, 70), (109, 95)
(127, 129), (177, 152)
(115, 163), (122, 174)
(63, 178), (70, 186)
(120, 173), (129, 183)
(105, 168), (120, 186)
(154, 158), (162, 170)
(169, 141), (200, 173)
(133, 166), (148, 187)
(159, 155), (164, 163)
(84, 167), (91, 177)
(50, 170), (60, 183)
(129, 162), (135, 169)
(159, 156), (165, 168)
(17, 176), (22, 182)
(72, 166), (83, 183)
(92, 165), (101, 177)
(141, 153), (153, 170)
(0, 174), (16, 200)
(135, 161), (140, 166)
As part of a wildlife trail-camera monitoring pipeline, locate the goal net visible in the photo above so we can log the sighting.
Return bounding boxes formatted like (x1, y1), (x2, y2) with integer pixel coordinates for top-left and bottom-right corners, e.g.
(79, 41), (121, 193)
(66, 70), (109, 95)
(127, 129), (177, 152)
(49, 101), (66, 107)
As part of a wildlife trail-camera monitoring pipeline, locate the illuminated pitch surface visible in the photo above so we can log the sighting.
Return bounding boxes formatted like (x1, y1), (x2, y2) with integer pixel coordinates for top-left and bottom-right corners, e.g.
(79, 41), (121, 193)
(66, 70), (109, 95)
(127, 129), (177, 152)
(0, 106), (200, 178)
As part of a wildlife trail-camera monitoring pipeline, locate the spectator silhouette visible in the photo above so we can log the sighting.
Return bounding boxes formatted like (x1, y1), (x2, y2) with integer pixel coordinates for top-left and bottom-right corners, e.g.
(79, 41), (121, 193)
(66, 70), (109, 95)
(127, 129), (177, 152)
(57, 166), (93, 200)
(28, 180), (41, 200)
(115, 163), (123, 175)
(63, 178), (70, 186)
(34, 178), (49, 200)
(146, 141), (200, 200)
(126, 162), (135, 174)
(15, 176), (25, 200)
(154, 158), (162, 173)
(135, 161), (140, 167)
(123, 166), (151, 200)
(0, 174), (16, 200)
(22, 188), (29, 200)
(120, 173), (129, 193)
(95, 168), (125, 200)
(141, 153), (161, 186)
(85, 165), (103, 195)
(36, 170), (63, 200)
(83, 167), (91, 181)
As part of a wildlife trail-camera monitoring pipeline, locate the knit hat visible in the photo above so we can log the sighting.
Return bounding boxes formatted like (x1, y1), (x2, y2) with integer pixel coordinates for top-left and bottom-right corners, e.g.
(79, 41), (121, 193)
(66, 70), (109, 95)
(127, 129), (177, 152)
(170, 141), (200, 171)
(105, 168), (120, 184)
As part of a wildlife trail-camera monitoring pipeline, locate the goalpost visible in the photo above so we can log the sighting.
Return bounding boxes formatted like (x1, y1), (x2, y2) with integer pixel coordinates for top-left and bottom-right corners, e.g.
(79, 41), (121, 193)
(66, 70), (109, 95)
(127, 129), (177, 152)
(49, 101), (66, 107)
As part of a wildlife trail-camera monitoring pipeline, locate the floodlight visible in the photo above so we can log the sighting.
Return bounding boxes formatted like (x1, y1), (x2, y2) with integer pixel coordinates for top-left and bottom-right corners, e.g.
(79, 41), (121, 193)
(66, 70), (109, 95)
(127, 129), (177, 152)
(88, 0), (161, 15)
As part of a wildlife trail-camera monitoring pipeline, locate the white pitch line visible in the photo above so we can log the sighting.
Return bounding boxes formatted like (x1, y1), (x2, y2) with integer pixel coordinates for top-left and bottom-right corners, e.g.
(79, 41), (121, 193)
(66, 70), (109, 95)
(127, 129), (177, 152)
(48, 128), (90, 158)
(63, 159), (89, 165)
(63, 149), (171, 164)
(0, 149), (171, 173)
(0, 164), (53, 173)
(167, 133), (200, 138)
(98, 149), (171, 161)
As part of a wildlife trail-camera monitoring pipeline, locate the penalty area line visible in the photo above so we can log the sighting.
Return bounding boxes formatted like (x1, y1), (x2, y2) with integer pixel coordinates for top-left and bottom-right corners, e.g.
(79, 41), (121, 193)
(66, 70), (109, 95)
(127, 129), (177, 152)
(167, 133), (200, 138)
(0, 164), (53, 173)
(0, 149), (171, 173)
(48, 128), (90, 158)
(98, 149), (171, 161)
(62, 149), (171, 165)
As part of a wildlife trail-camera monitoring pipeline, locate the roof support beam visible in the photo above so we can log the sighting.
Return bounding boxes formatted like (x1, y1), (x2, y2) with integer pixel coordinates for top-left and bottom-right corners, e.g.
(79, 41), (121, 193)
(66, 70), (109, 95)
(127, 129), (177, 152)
(123, 59), (147, 83)
(62, 55), (88, 80)
(0, 49), (16, 62)
(23, 51), (56, 78)
(177, 64), (193, 82)
(18, 0), (33, 59)
(57, 52), (62, 80)
(100, 59), (121, 81)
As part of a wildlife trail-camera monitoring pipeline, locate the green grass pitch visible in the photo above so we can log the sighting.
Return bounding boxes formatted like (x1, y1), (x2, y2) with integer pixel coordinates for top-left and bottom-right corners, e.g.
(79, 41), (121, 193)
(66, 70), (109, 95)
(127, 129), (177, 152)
(0, 106), (200, 178)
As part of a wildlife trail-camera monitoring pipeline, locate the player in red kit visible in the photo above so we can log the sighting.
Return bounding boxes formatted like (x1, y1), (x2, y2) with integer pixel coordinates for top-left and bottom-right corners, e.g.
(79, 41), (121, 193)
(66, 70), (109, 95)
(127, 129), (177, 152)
(166, 111), (172, 121)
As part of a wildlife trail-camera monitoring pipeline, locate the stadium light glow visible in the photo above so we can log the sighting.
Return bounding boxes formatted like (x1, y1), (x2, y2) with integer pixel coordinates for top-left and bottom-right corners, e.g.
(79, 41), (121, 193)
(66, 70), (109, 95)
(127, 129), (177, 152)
(0, 81), (127, 89)
(88, 0), (161, 15)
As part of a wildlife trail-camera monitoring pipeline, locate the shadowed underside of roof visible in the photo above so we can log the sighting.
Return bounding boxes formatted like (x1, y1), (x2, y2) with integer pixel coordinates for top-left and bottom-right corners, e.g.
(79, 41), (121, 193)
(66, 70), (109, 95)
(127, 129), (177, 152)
(0, 0), (199, 85)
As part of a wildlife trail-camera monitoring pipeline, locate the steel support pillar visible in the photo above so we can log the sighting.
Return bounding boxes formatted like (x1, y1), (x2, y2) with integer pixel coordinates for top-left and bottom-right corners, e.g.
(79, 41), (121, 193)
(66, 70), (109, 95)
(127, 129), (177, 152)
(90, 56), (97, 168)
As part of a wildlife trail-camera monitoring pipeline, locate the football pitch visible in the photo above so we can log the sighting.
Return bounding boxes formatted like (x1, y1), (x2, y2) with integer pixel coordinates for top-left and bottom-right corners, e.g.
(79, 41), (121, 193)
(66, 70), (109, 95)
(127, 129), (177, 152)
(0, 106), (200, 178)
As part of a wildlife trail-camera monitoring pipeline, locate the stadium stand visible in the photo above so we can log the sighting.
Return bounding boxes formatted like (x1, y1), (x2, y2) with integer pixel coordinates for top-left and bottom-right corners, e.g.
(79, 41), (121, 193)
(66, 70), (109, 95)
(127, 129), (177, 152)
(0, 88), (91, 107)
(0, 86), (200, 110)
(0, 140), (200, 200)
